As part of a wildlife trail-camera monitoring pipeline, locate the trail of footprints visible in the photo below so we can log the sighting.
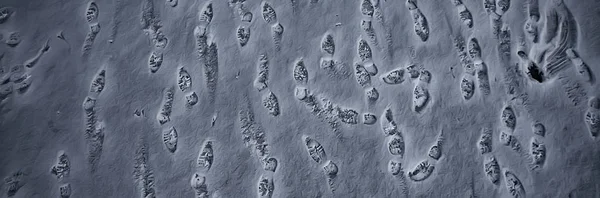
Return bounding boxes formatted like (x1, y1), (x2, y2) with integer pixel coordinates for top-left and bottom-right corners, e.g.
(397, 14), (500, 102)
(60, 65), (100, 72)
(360, 0), (378, 48)
(452, 0), (473, 29)
(477, 105), (551, 197)
(133, 140), (157, 198)
(3, 169), (28, 197)
(50, 151), (73, 198)
(1, 6), (54, 197)
(409, 129), (444, 183)
(178, 67), (199, 109)
(4, 150), (72, 198)
(247, 57), (282, 198)
(238, 95), (280, 198)
(302, 135), (338, 194)
(82, 2), (101, 57)
(380, 107), (446, 196)
(142, 0), (171, 73)
(252, 54), (281, 117)
(261, 2), (285, 51)
(229, 0), (253, 23)
(192, 3), (220, 104)
(141, 0), (168, 49)
(293, 58), (362, 134)
(359, 0), (392, 52)
(190, 139), (214, 198)
(229, 0), (251, 48)
(498, 105), (532, 164)
(451, 35), (491, 100)
(0, 40), (49, 101)
(82, 67), (107, 173)
(381, 107), (409, 195)
(228, 1), (285, 51)
(319, 32), (344, 79)
(407, 146), (440, 183)
(0, 6), (49, 99)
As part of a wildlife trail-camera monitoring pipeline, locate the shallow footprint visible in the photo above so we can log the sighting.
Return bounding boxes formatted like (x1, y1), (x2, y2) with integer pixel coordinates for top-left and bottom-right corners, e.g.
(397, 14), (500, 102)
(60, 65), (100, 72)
(50, 151), (71, 180)
(357, 38), (373, 63)
(388, 134), (406, 157)
(529, 137), (546, 169)
(483, 155), (500, 185)
(177, 67), (192, 92)
(413, 83), (430, 113)
(323, 160), (338, 178)
(293, 58), (308, 84)
(382, 68), (405, 85)
(185, 92), (198, 109)
(531, 122), (546, 137)
(198, 2), (213, 24)
(408, 160), (434, 182)
(262, 157), (278, 172)
(474, 61), (491, 96)
(337, 107), (359, 125)
(236, 26), (251, 47)
(504, 170), (526, 198)
(303, 135), (327, 164)
(361, 0), (374, 17)
(197, 140), (214, 172)
(271, 23), (284, 51)
(0, 83), (13, 100)
(59, 183), (71, 198)
(14, 73), (32, 93)
(354, 63), (372, 87)
(89, 69), (106, 95)
(380, 107), (398, 136)
(5, 31), (21, 47)
(427, 130), (444, 160)
(365, 87), (379, 102)
(322, 160), (338, 193)
(85, 2), (99, 23)
(156, 86), (174, 125)
(387, 160), (403, 176)
(162, 127), (178, 153)
(585, 109), (599, 138)
(321, 33), (335, 56)
(262, 91), (280, 116)
(406, 64), (420, 79)
(148, 51), (163, 73)
(261, 1), (277, 24)
(362, 113), (377, 125)
(456, 4), (473, 28)
(257, 175), (274, 198)
(411, 9), (429, 42)
(254, 54), (269, 91)
(478, 127), (493, 154)
(361, 20), (379, 48)
(460, 76), (475, 100)
(4, 170), (27, 197)
(0, 7), (15, 24)
(190, 173), (208, 196)
(500, 105), (516, 130)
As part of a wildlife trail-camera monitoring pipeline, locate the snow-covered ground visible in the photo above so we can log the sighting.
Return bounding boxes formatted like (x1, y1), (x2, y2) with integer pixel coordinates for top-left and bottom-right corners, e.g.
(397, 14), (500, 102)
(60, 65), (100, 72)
(0, 0), (599, 197)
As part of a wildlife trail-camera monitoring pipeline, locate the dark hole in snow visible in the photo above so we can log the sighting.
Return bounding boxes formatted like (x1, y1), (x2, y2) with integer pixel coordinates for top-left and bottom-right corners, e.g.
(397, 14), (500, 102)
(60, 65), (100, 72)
(527, 63), (544, 83)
